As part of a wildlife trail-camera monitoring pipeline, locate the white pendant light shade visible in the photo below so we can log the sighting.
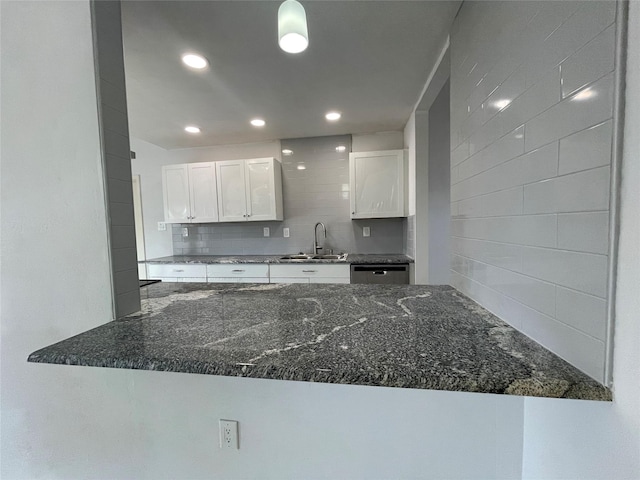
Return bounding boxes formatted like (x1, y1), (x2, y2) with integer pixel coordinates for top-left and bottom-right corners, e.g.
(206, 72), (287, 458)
(278, 0), (309, 54)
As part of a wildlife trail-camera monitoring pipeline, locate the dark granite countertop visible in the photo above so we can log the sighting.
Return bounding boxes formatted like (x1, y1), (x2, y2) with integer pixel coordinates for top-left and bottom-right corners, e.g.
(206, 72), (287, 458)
(28, 282), (610, 401)
(144, 254), (413, 265)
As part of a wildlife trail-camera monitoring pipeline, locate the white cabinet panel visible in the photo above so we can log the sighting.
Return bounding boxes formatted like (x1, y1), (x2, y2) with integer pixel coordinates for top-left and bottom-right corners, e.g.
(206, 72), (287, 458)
(245, 158), (283, 221)
(206, 264), (269, 278)
(147, 263), (207, 281)
(216, 160), (247, 222)
(207, 277), (269, 284)
(162, 164), (190, 222)
(269, 264), (350, 284)
(162, 162), (218, 224)
(350, 150), (406, 218)
(188, 163), (218, 223)
(217, 158), (283, 222)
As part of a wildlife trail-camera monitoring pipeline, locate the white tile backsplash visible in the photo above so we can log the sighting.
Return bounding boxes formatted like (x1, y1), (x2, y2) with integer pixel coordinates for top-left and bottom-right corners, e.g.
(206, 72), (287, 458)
(174, 135), (406, 256)
(523, 166), (610, 214)
(558, 120), (613, 175)
(556, 286), (608, 340)
(560, 24), (616, 98)
(450, 1), (616, 383)
(520, 246), (608, 298)
(557, 211), (610, 254)
(525, 73), (614, 151)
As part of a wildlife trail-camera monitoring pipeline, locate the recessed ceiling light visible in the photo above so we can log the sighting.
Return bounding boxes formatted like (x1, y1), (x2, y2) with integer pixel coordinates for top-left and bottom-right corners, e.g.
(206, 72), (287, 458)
(181, 53), (208, 70)
(282, 149), (293, 156)
(184, 125), (201, 134)
(297, 164), (306, 170)
(325, 111), (341, 121)
(336, 145), (346, 152)
(251, 119), (266, 127)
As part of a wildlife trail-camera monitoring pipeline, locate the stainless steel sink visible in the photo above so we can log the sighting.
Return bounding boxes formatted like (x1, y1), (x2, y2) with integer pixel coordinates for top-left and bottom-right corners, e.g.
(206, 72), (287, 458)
(279, 253), (348, 262)
(311, 254), (348, 260)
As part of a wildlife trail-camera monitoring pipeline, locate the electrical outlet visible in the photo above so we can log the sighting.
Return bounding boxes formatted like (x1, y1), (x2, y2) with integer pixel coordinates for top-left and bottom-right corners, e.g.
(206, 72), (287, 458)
(157, 222), (167, 231)
(283, 227), (290, 238)
(263, 227), (270, 237)
(182, 227), (189, 237)
(363, 226), (371, 237)
(219, 420), (238, 449)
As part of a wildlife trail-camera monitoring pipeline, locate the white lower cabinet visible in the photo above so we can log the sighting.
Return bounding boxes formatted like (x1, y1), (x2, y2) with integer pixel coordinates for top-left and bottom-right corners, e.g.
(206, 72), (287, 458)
(206, 264), (269, 284)
(268, 264), (350, 284)
(147, 264), (208, 282)
(148, 263), (352, 284)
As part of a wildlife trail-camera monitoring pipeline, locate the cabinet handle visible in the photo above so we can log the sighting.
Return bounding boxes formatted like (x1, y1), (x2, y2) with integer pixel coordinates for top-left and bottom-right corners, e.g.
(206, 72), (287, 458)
(173, 269), (184, 273)
(302, 270), (317, 273)
(352, 212), (355, 215)
(232, 269), (245, 273)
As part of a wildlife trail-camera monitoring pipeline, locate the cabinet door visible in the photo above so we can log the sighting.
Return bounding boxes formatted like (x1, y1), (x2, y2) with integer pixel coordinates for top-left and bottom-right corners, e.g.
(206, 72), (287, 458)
(216, 160), (247, 222)
(350, 150), (405, 218)
(188, 162), (218, 223)
(245, 158), (283, 221)
(162, 164), (191, 223)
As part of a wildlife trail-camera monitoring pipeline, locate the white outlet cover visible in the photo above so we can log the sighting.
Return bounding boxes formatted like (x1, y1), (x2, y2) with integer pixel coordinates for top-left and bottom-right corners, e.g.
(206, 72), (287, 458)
(283, 227), (290, 238)
(157, 222), (167, 231)
(219, 419), (238, 449)
(182, 227), (189, 237)
(363, 226), (371, 237)
(263, 227), (270, 237)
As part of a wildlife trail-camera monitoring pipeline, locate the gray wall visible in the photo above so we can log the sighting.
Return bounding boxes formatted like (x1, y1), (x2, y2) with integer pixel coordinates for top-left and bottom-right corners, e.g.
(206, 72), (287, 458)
(174, 135), (406, 255)
(427, 80), (451, 283)
(93, 0), (140, 317)
(449, 1), (617, 382)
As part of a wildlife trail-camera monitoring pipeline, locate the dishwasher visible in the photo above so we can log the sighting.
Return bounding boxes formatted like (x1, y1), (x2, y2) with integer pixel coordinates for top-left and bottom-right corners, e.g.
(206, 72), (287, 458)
(350, 264), (409, 284)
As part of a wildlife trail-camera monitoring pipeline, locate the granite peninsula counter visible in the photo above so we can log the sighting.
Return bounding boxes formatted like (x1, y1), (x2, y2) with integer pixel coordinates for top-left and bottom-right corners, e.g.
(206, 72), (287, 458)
(144, 254), (414, 265)
(28, 282), (611, 401)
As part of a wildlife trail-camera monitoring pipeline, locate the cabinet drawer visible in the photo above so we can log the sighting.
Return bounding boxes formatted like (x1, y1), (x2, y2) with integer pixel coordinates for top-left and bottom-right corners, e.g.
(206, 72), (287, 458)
(147, 264), (207, 279)
(207, 277), (269, 284)
(269, 264), (350, 279)
(206, 264), (269, 278)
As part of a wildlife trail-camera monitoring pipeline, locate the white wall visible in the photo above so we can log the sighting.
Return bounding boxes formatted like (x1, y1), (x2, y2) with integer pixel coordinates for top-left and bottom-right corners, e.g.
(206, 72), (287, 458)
(521, 2), (640, 477)
(0, 4), (527, 479)
(130, 137), (172, 259)
(352, 131), (404, 152)
(449, 1), (618, 382)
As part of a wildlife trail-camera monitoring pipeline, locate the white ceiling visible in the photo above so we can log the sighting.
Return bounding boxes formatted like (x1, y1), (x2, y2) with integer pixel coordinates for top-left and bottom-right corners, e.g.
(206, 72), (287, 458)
(121, 1), (461, 149)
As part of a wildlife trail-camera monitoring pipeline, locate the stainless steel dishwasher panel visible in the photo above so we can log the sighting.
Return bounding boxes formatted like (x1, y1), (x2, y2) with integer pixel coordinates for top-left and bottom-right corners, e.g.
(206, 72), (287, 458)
(350, 264), (409, 284)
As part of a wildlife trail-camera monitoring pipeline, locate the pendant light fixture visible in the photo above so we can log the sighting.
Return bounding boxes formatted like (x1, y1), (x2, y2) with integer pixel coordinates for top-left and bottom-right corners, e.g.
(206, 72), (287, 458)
(278, 0), (309, 54)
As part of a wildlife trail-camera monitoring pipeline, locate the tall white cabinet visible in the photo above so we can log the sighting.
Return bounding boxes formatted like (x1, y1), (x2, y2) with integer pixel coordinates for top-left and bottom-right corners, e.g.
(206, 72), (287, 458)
(162, 162), (218, 223)
(349, 150), (407, 219)
(216, 157), (283, 222)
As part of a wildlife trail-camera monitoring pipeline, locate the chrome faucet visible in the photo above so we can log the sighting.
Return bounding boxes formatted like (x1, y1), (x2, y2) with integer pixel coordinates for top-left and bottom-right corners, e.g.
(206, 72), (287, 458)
(313, 222), (326, 255)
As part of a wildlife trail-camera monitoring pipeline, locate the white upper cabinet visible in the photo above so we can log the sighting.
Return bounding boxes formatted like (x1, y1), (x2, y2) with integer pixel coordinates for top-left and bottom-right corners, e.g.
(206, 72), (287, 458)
(162, 164), (190, 223)
(216, 157), (283, 222)
(162, 162), (218, 223)
(216, 160), (247, 222)
(349, 150), (407, 219)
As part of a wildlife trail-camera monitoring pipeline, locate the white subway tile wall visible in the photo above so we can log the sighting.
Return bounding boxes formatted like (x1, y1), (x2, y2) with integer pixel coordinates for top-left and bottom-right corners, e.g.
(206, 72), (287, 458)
(173, 135), (406, 256)
(450, 1), (617, 382)
(93, 1), (140, 317)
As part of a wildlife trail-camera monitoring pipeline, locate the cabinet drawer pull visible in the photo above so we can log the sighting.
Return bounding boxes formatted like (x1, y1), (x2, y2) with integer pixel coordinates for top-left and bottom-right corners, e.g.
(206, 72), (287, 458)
(302, 270), (317, 273)
(173, 269), (184, 272)
(232, 269), (245, 273)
